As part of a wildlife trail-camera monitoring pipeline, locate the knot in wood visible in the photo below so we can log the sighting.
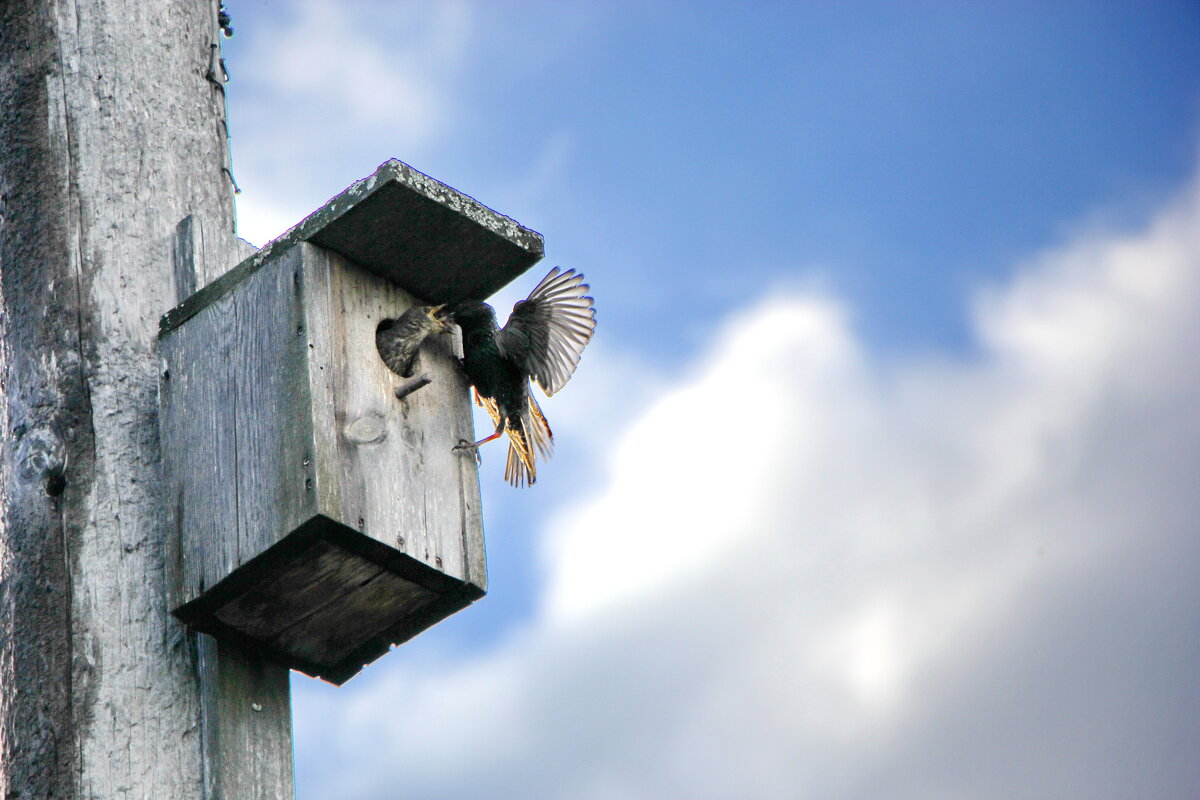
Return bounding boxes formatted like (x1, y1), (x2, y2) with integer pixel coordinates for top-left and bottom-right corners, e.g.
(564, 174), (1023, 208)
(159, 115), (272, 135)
(15, 424), (67, 496)
(343, 412), (387, 445)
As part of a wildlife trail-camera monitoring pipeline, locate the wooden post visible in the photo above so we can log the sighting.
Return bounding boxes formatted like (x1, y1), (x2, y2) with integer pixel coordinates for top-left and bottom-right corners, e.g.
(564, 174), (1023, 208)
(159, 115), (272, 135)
(0, 2), (293, 798)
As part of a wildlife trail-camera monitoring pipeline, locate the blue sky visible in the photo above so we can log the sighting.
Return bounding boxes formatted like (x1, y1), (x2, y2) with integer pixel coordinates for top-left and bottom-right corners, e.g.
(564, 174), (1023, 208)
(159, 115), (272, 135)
(222, 3), (1199, 797)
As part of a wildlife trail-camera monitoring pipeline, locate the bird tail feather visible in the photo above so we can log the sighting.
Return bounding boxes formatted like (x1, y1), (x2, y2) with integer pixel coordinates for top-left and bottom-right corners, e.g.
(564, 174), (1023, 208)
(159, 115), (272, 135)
(473, 389), (553, 487)
(505, 396), (553, 487)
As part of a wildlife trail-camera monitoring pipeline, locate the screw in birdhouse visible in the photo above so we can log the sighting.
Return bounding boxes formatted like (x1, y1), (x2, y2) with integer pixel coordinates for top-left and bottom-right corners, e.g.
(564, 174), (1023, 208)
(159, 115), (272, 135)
(396, 535), (405, 547)
(434, 556), (443, 569)
(304, 478), (313, 491)
(357, 516), (365, 529)
(251, 702), (263, 712)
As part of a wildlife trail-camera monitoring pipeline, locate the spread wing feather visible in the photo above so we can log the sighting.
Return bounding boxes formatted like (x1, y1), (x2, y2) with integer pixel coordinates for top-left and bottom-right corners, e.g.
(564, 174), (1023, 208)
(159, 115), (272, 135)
(497, 267), (596, 396)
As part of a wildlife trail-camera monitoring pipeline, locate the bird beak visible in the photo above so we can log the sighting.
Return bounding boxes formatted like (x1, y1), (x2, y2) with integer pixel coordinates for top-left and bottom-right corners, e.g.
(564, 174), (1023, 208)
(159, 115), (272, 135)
(427, 304), (453, 332)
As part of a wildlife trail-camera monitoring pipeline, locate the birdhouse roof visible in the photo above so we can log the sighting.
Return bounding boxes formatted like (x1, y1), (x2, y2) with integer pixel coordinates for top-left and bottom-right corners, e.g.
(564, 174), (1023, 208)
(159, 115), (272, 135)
(162, 159), (544, 334)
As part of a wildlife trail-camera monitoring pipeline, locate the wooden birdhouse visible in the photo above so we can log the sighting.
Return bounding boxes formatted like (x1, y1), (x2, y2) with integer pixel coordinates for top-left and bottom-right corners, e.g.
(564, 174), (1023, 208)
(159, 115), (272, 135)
(159, 160), (543, 684)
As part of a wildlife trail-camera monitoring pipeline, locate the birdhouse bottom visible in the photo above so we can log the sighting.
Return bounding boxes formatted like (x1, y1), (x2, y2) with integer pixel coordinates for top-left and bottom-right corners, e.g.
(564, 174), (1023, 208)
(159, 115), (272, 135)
(173, 515), (483, 685)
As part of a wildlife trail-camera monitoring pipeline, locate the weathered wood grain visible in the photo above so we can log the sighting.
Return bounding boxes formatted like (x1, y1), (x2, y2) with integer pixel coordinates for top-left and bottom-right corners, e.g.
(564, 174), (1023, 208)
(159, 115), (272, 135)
(0, 7), (80, 794)
(270, 566), (437, 666)
(233, 244), (320, 560)
(169, 216), (295, 800)
(0, 2), (293, 798)
(197, 635), (293, 800)
(211, 539), (384, 641)
(163, 287), (242, 605)
(304, 243), (480, 582)
(307, 160), (545, 302)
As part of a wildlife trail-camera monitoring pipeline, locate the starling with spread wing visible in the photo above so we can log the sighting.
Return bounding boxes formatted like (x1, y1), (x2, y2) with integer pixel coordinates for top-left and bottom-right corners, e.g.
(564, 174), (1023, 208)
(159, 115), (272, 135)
(449, 267), (596, 486)
(376, 304), (451, 378)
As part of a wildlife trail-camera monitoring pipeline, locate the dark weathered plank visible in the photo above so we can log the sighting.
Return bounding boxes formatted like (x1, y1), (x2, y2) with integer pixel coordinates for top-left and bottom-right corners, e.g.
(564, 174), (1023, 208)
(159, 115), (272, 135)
(173, 215), (199, 301)
(162, 287), (243, 604)
(213, 539), (381, 641)
(450, 326), (489, 593)
(270, 567), (437, 666)
(0, 6), (84, 794)
(308, 161), (545, 302)
(159, 159), (546, 335)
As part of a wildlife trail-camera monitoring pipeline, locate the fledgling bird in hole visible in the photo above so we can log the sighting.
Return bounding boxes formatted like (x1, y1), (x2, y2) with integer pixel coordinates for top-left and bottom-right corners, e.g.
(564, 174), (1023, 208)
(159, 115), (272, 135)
(447, 266), (596, 487)
(376, 304), (452, 379)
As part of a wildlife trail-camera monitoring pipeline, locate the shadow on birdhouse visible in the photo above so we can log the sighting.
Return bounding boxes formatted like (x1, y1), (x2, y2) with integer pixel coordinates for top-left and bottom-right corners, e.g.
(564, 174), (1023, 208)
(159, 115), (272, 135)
(158, 160), (543, 684)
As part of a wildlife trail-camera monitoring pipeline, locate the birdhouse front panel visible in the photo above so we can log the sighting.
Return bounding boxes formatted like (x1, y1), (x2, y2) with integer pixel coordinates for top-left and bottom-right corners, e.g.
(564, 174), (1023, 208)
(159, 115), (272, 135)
(300, 243), (484, 581)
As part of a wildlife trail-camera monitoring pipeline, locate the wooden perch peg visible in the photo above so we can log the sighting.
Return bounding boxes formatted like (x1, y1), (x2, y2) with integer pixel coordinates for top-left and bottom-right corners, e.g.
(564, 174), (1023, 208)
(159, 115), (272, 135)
(394, 374), (433, 400)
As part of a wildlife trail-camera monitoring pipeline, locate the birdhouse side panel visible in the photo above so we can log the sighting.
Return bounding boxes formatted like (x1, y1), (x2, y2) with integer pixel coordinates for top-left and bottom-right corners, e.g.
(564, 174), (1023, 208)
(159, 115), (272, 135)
(228, 245), (321, 565)
(160, 290), (247, 609)
(299, 243), (484, 589)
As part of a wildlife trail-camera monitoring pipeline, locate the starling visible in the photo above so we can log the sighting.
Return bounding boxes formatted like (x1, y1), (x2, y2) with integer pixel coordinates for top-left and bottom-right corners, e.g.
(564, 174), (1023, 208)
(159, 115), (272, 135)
(376, 304), (451, 378)
(450, 267), (596, 487)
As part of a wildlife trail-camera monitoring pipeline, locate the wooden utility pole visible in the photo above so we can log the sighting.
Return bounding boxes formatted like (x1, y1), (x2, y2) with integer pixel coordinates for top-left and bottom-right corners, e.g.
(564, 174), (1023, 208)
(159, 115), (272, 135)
(1, 2), (292, 797)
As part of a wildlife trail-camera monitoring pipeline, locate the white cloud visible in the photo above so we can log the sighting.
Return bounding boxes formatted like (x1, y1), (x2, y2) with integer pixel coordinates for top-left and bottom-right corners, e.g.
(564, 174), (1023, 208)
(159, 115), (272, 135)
(246, 0), (469, 142)
(295, 177), (1200, 798)
(229, 0), (473, 245)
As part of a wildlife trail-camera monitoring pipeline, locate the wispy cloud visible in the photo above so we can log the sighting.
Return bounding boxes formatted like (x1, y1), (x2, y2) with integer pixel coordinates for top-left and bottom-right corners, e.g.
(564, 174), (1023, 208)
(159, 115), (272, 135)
(296, 173), (1200, 798)
(229, 0), (473, 245)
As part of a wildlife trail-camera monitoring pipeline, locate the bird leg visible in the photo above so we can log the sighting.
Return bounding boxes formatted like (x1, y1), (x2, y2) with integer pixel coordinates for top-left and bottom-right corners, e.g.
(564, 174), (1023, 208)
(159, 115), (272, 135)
(453, 421), (505, 453)
(453, 425), (503, 468)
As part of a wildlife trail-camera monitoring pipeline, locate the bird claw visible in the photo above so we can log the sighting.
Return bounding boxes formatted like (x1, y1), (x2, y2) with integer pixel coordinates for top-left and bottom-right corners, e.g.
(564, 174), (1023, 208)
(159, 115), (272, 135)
(453, 439), (482, 466)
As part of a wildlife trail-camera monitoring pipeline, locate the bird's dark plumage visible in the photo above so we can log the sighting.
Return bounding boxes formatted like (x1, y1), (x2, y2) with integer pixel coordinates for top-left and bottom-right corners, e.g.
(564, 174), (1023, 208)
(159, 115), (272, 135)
(451, 267), (596, 487)
(376, 304), (451, 378)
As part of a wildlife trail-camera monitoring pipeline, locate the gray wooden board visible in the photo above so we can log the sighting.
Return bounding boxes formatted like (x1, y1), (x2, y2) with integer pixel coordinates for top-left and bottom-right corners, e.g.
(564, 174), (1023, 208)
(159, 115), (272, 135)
(209, 537), (438, 659)
(309, 174), (543, 302)
(212, 539), (370, 641)
(162, 288), (243, 605)
(232, 244), (320, 563)
(302, 243), (484, 588)
(197, 636), (293, 800)
(173, 516), (481, 683)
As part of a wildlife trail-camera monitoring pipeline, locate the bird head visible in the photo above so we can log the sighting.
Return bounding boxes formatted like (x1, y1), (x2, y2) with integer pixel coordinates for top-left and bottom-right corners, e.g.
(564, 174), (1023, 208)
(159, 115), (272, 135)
(376, 305), (454, 338)
(444, 300), (497, 332)
(427, 304), (454, 333)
